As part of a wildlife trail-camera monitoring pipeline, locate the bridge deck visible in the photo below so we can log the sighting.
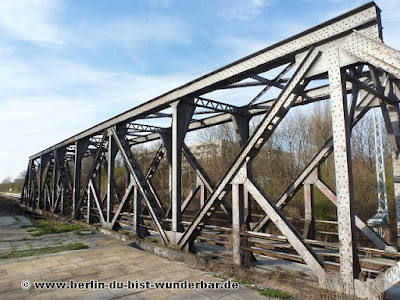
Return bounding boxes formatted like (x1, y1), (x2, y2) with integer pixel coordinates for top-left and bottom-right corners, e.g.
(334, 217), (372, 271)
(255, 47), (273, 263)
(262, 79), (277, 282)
(0, 195), (270, 300)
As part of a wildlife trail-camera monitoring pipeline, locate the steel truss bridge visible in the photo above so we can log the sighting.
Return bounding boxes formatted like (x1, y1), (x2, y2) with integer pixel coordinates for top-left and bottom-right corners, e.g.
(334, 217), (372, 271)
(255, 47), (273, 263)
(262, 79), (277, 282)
(21, 2), (400, 299)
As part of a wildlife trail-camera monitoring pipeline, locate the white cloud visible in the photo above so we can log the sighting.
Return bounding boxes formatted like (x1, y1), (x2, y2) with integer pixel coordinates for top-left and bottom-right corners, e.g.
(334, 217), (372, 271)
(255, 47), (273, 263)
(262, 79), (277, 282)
(220, 0), (276, 21)
(0, 0), (63, 45)
(0, 54), (196, 181)
(0, 0), (188, 50)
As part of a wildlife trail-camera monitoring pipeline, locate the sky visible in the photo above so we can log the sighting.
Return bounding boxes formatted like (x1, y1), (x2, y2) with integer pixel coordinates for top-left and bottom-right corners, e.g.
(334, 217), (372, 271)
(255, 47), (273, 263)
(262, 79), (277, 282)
(0, 0), (399, 182)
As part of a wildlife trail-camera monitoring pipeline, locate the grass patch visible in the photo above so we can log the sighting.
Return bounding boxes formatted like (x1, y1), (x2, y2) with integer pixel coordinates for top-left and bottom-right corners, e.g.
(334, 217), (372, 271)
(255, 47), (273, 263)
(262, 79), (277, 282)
(28, 219), (84, 236)
(0, 243), (88, 260)
(20, 225), (30, 229)
(12, 216), (21, 222)
(232, 275), (290, 299)
(234, 278), (254, 286)
(258, 287), (291, 299)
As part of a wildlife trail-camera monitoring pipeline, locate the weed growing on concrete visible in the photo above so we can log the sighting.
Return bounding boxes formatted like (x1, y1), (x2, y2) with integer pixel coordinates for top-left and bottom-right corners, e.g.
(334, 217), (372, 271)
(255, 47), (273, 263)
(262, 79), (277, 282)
(0, 243), (88, 260)
(28, 219), (84, 236)
(258, 287), (291, 299)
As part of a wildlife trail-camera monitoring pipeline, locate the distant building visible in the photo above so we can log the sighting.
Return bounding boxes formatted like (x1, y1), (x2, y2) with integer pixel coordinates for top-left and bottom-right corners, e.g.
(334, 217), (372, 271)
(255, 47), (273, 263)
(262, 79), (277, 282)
(187, 140), (224, 159)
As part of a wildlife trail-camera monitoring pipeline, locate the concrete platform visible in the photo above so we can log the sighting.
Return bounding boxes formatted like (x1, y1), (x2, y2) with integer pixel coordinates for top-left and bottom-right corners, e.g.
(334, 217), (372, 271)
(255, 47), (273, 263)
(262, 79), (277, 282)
(0, 196), (278, 300)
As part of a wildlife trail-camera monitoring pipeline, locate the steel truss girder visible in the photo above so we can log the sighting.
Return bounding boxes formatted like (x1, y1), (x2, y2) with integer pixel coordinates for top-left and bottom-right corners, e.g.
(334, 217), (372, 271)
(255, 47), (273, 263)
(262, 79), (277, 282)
(126, 81), (357, 148)
(110, 127), (169, 244)
(329, 46), (360, 294)
(110, 180), (135, 228)
(138, 145), (167, 219)
(145, 145), (166, 180)
(126, 122), (167, 133)
(48, 148), (73, 215)
(88, 179), (105, 223)
(177, 48), (321, 249)
(194, 97), (239, 114)
(21, 3), (400, 298)
(75, 132), (109, 217)
(245, 178), (326, 280)
(181, 143), (231, 217)
(346, 73), (395, 105)
(252, 78), (392, 251)
(25, 160), (38, 207)
(39, 157), (53, 207)
(251, 74), (286, 90)
(37, 155), (50, 209)
(343, 31), (400, 79)
(29, 2), (381, 160)
(73, 139), (89, 216)
(249, 63), (294, 106)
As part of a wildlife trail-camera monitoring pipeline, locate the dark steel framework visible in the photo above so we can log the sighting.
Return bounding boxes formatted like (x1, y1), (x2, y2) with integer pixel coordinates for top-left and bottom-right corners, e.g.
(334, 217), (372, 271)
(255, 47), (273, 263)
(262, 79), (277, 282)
(22, 2), (400, 298)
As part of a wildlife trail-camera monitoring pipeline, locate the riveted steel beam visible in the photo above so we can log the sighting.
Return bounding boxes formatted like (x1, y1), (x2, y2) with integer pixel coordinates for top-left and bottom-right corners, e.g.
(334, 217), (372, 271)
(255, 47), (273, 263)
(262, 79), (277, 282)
(177, 48), (321, 249)
(29, 2), (381, 160)
(170, 100), (196, 234)
(72, 139), (89, 217)
(328, 46), (360, 294)
(194, 97), (239, 114)
(343, 31), (400, 79)
(110, 127), (169, 245)
(20, 4), (400, 298)
(251, 84), (392, 252)
(245, 177), (326, 281)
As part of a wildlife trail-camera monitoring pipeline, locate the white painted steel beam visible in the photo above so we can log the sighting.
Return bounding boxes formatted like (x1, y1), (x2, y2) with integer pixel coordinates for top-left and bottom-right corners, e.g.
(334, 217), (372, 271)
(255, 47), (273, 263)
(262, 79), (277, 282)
(29, 2), (381, 160)
(328, 46), (360, 294)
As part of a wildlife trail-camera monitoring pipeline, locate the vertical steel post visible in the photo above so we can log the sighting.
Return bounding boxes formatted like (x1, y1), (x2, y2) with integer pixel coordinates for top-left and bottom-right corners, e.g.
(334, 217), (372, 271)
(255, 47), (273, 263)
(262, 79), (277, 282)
(107, 132), (118, 224)
(60, 186), (64, 215)
(26, 160), (32, 206)
(303, 183), (315, 239)
(386, 100), (400, 247)
(393, 85), (400, 248)
(52, 150), (58, 211)
(328, 47), (360, 294)
(233, 115), (252, 223)
(232, 183), (245, 265)
(43, 158), (48, 212)
(87, 184), (91, 223)
(98, 160), (102, 203)
(38, 155), (49, 210)
(170, 100), (195, 234)
(199, 178), (206, 208)
(21, 165), (29, 203)
(133, 183), (141, 237)
(232, 114), (253, 266)
(125, 165), (131, 190)
(73, 140), (87, 217)
(37, 158), (42, 210)
(171, 103), (183, 233)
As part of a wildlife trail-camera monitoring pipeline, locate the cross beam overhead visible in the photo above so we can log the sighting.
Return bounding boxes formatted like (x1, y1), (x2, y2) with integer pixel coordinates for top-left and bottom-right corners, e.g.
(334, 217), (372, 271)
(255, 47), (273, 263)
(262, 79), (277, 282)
(21, 2), (400, 299)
